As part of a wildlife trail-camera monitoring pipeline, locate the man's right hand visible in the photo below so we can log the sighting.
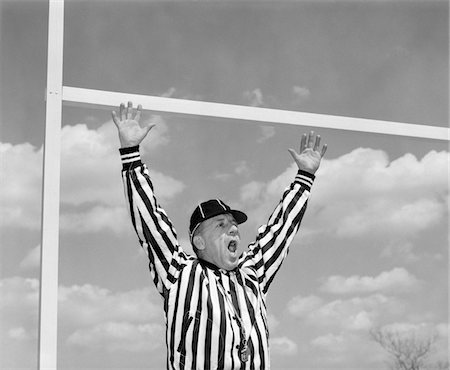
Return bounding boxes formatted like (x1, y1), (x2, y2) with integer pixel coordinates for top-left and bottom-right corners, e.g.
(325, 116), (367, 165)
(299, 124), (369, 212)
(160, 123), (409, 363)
(112, 101), (155, 148)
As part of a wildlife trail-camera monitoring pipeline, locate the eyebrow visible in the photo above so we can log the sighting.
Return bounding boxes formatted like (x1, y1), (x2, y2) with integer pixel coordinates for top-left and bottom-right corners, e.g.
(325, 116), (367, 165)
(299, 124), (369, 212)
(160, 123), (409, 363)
(214, 215), (235, 223)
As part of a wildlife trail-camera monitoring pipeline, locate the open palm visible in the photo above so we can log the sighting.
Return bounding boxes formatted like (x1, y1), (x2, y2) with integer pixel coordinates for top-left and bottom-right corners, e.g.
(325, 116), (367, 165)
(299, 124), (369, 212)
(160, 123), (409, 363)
(112, 102), (155, 148)
(288, 131), (327, 174)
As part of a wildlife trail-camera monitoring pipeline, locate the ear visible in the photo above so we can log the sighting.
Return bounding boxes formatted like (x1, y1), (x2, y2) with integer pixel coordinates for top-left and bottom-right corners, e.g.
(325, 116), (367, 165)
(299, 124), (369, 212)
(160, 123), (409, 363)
(193, 235), (206, 251)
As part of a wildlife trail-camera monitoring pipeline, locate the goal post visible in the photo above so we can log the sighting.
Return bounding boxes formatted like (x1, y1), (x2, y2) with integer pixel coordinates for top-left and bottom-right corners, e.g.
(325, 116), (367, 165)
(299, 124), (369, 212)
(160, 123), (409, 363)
(63, 86), (449, 141)
(38, 0), (449, 369)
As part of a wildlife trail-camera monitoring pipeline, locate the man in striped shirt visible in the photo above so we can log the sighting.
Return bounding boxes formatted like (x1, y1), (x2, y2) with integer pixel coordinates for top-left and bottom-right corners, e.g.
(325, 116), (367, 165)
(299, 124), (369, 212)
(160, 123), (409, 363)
(112, 102), (327, 370)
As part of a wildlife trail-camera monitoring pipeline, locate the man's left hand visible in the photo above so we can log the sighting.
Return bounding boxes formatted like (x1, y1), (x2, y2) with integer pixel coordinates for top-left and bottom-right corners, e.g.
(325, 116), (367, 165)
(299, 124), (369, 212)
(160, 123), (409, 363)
(288, 131), (327, 175)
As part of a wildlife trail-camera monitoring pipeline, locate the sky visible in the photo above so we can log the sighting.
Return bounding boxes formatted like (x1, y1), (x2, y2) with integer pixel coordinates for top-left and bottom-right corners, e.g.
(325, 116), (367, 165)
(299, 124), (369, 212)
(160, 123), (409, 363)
(0, 0), (449, 369)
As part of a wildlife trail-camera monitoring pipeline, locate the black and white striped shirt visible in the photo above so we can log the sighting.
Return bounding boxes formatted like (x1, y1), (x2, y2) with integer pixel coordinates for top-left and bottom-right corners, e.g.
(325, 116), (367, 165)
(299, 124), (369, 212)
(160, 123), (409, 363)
(120, 146), (315, 370)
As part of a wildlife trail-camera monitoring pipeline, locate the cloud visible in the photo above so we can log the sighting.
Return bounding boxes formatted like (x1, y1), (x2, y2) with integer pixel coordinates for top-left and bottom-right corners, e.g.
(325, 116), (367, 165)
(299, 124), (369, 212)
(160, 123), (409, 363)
(286, 295), (324, 318)
(292, 85), (311, 104)
(311, 332), (345, 350)
(270, 336), (298, 355)
(67, 322), (164, 352)
(243, 88), (264, 107)
(320, 267), (421, 295)
(0, 142), (43, 230)
(0, 277), (39, 368)
(0, 276), (165, 366)
(212, 160), (251, 181)
(267, 313), (280, 332)
(308, 331), (386, 366)
(8, 327), (30, 341)
(0, 119), (184, 233)
(239, 148), (449, 256)
(374, 322), (449, 362)
(60, 120), (173, 206)
(240, 181), (266, 203)
(313, 149), (448, 242)
(256, 126), (276, 144)
(161, 87), (203, 101)
(58, 284), (162, 327)
(287, 293), (405, 332)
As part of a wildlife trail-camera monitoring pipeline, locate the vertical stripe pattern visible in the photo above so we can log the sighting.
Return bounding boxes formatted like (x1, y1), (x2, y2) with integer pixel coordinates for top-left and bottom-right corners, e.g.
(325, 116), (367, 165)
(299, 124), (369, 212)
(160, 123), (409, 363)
(119, 146), (314, 370)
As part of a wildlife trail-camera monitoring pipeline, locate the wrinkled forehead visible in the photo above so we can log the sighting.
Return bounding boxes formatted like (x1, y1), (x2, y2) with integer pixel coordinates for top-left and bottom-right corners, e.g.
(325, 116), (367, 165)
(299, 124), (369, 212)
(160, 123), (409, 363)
(203, 213), (237, 227)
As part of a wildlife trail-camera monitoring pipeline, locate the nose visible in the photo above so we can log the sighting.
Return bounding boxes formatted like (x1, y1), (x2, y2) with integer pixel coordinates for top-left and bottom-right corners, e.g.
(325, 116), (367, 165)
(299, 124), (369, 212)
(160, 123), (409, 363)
(229, 223), (239, 236)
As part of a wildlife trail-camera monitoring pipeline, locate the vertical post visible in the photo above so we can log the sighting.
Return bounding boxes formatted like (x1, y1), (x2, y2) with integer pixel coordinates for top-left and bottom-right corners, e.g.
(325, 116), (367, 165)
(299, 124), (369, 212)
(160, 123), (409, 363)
(39, 0), (64, 369)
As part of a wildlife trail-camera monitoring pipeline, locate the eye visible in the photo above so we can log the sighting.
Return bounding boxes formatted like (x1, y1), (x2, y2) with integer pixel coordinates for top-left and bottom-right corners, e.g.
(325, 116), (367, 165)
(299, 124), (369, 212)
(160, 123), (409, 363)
(217, 222), (224, 228)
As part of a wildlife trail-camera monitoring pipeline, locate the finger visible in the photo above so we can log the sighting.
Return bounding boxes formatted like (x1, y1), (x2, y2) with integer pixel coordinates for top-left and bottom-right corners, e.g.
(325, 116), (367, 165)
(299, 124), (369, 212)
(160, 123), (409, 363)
(307, 131), (315, 148)
(288, 148), (298, 161)
(111, 111), (119, 127)
(135, 104), (142, 122)
(126, 101), (133, 120)
(321, 143), (328, 157)
(314, 135), (321, 152)
(119, 103), (125, 121)
(299, 133), (307, 153)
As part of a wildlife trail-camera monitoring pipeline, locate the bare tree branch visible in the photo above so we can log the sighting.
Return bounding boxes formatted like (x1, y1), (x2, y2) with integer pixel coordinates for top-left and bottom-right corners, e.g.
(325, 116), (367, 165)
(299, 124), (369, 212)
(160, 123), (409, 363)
(370, 327), (437, 370)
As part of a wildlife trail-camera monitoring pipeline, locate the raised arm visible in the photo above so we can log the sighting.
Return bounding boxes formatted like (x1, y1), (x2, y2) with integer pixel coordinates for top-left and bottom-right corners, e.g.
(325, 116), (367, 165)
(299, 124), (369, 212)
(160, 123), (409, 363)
(113, 102), (189, 297)
(242, 131), (327, 294)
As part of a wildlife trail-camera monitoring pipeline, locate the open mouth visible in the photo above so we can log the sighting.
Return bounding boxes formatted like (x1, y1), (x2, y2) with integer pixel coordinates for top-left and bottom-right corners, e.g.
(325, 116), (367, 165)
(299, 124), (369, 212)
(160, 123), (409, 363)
(228, 240), (237, 253)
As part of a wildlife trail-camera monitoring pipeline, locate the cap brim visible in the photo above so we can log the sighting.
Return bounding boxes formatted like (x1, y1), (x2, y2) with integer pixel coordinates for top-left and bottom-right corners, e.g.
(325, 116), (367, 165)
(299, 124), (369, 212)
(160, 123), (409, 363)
(190, 209), (247, 242)
(230, 210), (247, 225)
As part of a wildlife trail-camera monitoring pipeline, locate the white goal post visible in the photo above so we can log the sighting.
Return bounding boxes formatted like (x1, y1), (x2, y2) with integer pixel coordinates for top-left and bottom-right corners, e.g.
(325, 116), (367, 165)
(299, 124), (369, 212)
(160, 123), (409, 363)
(39, 0), (449, 369)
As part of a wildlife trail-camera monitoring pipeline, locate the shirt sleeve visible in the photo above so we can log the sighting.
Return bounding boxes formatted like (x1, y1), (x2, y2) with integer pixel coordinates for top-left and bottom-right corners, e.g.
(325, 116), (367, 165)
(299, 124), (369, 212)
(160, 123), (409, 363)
(120, 146), (190, 296)
(240, 170), (315, 294)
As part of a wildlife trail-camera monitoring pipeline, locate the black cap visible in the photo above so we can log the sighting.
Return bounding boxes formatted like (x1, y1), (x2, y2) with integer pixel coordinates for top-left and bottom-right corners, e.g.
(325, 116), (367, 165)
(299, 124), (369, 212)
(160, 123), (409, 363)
(189, 199), (247, 239)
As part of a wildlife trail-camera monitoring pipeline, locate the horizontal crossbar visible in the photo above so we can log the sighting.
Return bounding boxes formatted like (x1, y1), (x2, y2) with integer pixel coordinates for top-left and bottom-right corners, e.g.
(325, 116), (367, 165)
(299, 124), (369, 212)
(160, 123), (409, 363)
(63, 86), (449, 141)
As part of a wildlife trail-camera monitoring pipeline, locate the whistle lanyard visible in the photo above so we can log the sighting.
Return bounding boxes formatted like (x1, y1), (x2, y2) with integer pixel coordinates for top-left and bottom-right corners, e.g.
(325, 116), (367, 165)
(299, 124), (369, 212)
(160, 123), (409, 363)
(215, 271), (256, 363)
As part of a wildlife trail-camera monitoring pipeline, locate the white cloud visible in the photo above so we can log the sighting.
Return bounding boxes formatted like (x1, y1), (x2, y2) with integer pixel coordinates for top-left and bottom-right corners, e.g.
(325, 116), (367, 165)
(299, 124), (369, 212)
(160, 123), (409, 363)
(239, 162), (299, 226)
(270, 336), (298, 355)
(243, 88), (264, 107)
(292, 85), (311, 103)
(256, 126), (276, 144)
(240, 148), (449, 256)
(67, 322), (164, 352)
(58, 284), (162, 327)
(19, 245), (41, 270)
(0, 277), (39, 314)
(240, 181), (265, 203)
(320, 267), (420, 295)
(267, 313), (280, 332)
(161, 87), (202, 100)
(60, 205), (130, 234)
(0, 119), (184, 233)
(287, 295), (324, 318)
(0, 142), (43, 230)
(308, 331), (386, 367)
(311, 332), (345, 349)
(234, 160), (250, 176)
(162, 87), (177, 98)
(212, 160), (251, 182)
(0, 276), (165, 363)
(8, 327), (30, 341)
(60, 121), (173, 206)
(374, 322), (449, 362)
(288, 293), (405, 332)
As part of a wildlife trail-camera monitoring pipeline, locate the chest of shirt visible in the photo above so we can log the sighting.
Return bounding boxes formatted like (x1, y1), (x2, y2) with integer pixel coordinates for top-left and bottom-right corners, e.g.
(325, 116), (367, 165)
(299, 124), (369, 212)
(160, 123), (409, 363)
(165, 262), (266, 335)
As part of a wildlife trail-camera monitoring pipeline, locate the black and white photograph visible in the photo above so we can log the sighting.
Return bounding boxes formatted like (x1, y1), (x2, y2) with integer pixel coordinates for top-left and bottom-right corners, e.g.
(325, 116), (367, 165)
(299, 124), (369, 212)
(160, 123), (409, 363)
(1, 0), (448, 369)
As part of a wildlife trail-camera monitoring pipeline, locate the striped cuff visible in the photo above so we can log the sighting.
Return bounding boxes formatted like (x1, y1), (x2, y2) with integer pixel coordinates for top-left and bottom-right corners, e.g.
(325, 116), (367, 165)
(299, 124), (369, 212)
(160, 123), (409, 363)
(295, 170), (315, 191)
(119, 145), (142, 170)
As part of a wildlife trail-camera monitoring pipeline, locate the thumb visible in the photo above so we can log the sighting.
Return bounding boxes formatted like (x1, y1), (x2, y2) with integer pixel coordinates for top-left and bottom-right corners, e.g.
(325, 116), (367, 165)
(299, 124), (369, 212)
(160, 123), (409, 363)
(288, 148), (298, 160)
(144, 123), (156, 135)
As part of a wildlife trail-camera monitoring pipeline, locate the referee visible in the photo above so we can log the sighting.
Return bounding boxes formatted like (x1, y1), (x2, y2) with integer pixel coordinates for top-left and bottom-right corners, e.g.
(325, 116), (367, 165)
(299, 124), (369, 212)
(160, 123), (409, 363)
(112, 102), (327, 370)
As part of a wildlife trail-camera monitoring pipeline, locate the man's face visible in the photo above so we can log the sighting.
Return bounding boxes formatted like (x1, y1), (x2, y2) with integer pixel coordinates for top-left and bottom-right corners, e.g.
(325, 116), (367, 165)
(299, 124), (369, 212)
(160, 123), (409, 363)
(196, 213), (240, 271)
